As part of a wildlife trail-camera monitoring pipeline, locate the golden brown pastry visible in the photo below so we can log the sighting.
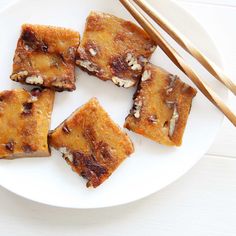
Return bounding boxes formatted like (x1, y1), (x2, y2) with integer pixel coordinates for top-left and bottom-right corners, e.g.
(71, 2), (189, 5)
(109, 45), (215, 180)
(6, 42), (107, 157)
(10, 24), (80, 91)
(49, 98), (134, 188)
(124, 64), (197, 146)
(76, 11), (156, 88)
(0, 88), (54, 158)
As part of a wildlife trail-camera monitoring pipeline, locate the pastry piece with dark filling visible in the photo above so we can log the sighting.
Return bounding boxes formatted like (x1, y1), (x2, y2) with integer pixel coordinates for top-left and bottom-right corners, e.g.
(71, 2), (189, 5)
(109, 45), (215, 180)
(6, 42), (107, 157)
(76, 11), (157, 88)
(10, 24), (80, 91)
(49, 98), (134, 188)
(0, 88), (55, 158)
(124, 64), (197, 146)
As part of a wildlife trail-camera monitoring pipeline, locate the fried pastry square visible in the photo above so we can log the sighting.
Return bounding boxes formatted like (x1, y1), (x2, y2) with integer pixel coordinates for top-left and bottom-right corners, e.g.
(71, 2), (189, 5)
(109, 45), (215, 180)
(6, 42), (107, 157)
(10, 24), (80, 91)
(0, 88), (54, 158)
(124, 64), (197, 146)
(49, 98), (134, 188)
(76, 11), (156, 88)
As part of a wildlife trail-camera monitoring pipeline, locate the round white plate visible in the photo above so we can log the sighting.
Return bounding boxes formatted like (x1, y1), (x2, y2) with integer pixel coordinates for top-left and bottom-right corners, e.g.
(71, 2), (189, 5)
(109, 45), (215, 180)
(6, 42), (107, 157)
(0, 0), (227, 208)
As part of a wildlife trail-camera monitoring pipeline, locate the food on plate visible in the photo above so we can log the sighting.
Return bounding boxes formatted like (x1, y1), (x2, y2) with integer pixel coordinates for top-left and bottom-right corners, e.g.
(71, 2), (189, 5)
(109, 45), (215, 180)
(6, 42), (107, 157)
(49, 98), (134, 187)
(0, 88), (55, 159)
(124, 64), (197, 146)
(76, 11), (156, 88)
(10, 24), (80, 91)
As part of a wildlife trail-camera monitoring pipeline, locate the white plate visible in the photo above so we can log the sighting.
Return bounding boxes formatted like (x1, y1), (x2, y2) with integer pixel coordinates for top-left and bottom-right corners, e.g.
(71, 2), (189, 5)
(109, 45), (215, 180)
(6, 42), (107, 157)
(0, 0), (227, 208)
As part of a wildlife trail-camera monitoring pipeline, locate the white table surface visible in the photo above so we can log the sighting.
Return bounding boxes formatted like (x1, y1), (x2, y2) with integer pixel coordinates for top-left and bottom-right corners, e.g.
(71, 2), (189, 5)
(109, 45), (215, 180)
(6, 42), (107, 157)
(0, 0), (235, 235)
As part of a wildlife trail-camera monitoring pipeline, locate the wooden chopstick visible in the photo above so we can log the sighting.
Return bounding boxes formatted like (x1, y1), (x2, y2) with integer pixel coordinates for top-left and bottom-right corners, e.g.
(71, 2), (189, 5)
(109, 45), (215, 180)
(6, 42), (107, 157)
(133, 0), (236, 96)
(119, 0), (236, 126)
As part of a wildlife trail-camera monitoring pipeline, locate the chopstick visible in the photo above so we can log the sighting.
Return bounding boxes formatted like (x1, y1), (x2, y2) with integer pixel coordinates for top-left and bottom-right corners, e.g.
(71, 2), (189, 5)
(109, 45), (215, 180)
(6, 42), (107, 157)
(133, 0), (236, 96)
(119, 0), (236, 126)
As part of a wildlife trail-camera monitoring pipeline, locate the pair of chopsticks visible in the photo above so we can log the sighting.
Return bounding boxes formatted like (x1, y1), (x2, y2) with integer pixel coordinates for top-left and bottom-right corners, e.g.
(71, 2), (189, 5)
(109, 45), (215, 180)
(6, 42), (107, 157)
(119, 0), (236, 126)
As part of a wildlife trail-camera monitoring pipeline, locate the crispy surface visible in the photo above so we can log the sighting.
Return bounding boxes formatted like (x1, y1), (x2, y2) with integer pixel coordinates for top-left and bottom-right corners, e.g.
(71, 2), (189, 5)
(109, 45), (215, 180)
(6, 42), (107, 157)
(11, 24), (80, 91)
(49, 98), (134, 188)
(124, 64), (197, 146)
(76, 11), (156, 88)
(0, 88), (55, 158)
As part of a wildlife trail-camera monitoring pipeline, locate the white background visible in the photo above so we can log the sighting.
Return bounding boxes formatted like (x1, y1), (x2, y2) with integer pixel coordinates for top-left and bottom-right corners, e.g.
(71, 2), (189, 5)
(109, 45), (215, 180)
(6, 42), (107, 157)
(0, 0), (236, 235)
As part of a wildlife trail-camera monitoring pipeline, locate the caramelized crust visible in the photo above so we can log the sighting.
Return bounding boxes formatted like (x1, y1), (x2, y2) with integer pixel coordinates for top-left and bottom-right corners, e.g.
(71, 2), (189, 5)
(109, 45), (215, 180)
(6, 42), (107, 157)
(10, 24), (80, 91)
(0, 88), (55, 158)
(124, 64), (197, 146)
(49, 98), (134, 188)
(76, 11), (156, 88)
